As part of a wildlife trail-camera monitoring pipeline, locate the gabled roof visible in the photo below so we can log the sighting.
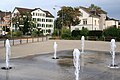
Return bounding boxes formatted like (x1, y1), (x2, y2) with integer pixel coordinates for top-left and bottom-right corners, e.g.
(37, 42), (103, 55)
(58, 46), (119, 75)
(0, 11), (11, 21)
(79, 6), (107, 17)
(15, 7), (32, 13)
(14, 7), (54, 18)
(32, 8), (42, 11)
(43, 10), (54, 18)
(106, 16), (119, 21)
(119, 22), (120, 25)
(79, 6), (91, 14)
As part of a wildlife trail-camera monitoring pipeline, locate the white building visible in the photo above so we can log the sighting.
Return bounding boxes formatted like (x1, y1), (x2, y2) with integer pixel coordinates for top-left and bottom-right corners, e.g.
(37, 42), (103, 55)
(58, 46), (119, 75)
(12, 7), (54, 35)
(0, 11), (11, 35)
(105, 17), (119, 28)
(71, 6), (119, 31)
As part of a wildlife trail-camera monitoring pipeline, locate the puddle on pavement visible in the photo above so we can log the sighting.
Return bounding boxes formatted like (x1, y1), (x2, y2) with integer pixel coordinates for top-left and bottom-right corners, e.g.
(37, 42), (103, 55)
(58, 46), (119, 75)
(0, 50), (120, 80)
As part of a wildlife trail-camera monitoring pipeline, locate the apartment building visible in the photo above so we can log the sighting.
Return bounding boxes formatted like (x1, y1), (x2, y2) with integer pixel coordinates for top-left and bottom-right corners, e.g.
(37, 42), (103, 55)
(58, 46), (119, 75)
(105, 17), (119, 28)
(12, 7), (54, 35)
(0, 11), (11, 35)
(71, 6), (119, 31)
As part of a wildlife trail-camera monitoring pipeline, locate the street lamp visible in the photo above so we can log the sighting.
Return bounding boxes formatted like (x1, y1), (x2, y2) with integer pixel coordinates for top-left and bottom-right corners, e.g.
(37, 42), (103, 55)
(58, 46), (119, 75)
(10, 14), (13, 38)
(17, 21), (19, 30)
(54, 5), (63, 37)
(55, 5), (63, 27)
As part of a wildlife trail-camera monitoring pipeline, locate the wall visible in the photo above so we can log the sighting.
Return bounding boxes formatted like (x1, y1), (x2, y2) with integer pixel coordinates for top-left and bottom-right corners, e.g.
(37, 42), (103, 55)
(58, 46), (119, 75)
(99, 14), (106, 30)
(105, 20), (119, 28)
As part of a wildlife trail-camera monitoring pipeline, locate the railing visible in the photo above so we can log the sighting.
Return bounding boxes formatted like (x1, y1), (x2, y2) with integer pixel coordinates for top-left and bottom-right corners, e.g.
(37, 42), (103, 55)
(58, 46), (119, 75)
(0, 36), (49, 48)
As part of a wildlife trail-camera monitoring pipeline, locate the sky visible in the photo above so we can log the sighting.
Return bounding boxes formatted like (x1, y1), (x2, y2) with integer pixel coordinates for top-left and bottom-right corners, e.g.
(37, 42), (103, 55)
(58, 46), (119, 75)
(0, 0), (120, 20)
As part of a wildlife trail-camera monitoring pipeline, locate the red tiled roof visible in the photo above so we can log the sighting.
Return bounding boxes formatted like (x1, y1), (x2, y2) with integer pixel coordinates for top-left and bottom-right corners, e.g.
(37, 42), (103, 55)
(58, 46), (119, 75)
(15, 7), (32, 13)
(0, 11), (11, 21)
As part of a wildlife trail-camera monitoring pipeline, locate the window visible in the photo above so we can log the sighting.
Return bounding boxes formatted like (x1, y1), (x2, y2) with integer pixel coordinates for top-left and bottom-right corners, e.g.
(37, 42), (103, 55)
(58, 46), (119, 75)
(37, 18), (39, 21)
(42, 24), (45, 27)
(42, 19), (45, 22)
(43, 30), (45, 33)
(83, 19), (87, 25)
(37, 24), (42, 27)
(33, 13), (35, 16)
(95, 20), (96, 25)
(33, 18), (36, 21)
(46, 24), (53, 27)
(40, 13), (42, 16)
(46, 19), (53, 22)
(37, 24), (39, 27)
(37, 18), (41, 22)
(36, 13), (38, 16)
(75, 28), (79, 30)
(43, 14), (45, 17)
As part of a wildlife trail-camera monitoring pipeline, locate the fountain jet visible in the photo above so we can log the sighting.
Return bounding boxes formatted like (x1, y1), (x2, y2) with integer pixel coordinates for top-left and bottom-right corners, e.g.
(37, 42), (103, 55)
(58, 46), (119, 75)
(109, 39), (119, 68)
(52, 42), (59, 59)
(1, 39), (12, 70)
(73, 49), (80, 80)
(81, 36), (85, 53)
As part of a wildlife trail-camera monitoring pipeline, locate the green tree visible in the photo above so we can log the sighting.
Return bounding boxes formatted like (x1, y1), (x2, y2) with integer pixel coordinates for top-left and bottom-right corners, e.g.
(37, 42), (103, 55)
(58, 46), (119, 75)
(61, 28), (71, 39)
(12, 13), (21, 31)
(21, 12), (33, 35)
(52, 29), (59, 37)
(12, 12), (36, 35)
(80, 28), (89, 37)
(55, 18), (62, 30)
(57, 6), (80, 29)
(89, 4), (101, 11)
(72, 30), (80, 37)
(103, 26), (119, 38)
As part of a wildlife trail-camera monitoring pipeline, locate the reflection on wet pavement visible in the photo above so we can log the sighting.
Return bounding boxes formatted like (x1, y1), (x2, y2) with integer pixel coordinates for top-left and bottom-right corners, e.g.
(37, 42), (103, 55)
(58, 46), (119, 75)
(0, 50), (120, 80)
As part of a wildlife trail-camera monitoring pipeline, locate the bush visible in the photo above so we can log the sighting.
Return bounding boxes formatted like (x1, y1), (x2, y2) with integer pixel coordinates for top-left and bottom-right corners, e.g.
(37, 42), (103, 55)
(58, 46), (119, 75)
(13, 30), (23, 37)
(31, 30), (38, 37)
(116, 28), (120, 38)
(80, 28), (89, 37)
(61, 28), (71, 39)
(88, 30), (103, 38)
(37, 30), (43, 36)
(71, 28), (89, 40)
(52, 29), (59, 37)
(5, 31), (11, 39)
(103, 27), (119, 38)
(72, 30), (80, 37)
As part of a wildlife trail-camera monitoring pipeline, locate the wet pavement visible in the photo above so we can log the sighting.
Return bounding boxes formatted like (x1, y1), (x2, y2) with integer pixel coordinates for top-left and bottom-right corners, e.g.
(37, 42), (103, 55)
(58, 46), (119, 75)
(0, 50), (120, 80)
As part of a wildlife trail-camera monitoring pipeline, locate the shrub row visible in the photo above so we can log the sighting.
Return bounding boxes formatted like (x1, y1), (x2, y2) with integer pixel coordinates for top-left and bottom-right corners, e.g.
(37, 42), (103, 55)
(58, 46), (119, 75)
(54, 26), (120, 41)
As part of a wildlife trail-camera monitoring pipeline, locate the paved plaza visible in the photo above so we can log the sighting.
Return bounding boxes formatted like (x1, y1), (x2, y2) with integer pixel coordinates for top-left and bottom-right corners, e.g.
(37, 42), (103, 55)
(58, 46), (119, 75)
(0, 40), (120, 80)
(0, 40), (120, 59)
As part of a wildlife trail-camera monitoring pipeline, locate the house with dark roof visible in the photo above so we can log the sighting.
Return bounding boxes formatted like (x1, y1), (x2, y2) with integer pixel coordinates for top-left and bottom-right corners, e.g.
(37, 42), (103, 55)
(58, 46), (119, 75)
(0, 11), (11, 35)
(12, 7), (54, 35)
(105, 16), (119, 28)
(71, 6), (119, 31)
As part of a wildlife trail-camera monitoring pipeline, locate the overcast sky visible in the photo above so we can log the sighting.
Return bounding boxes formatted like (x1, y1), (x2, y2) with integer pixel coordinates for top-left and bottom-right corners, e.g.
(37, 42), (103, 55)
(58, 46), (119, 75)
(0, 0), (120, 20)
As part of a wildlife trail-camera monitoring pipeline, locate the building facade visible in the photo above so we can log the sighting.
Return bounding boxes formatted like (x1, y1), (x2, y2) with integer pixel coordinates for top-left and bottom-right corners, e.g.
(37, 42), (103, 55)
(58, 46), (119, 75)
(12, 7), (54, 35)
(0, 11), (11, 35)
(105, 17), (119, 28)
(71, 6), (119, 31)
